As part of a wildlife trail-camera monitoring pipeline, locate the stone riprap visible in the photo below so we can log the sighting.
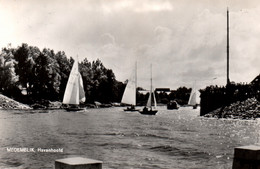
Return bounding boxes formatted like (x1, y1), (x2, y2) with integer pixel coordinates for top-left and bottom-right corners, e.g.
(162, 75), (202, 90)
(0, 94), (31, 110)
(204, 97), (260, 119)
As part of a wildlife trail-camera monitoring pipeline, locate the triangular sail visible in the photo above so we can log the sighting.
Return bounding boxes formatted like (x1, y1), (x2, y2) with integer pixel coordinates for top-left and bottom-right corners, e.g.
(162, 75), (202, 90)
(121, 63), (136, 105)
(153, 91), (157, 108)
(146, 91), (157, 109)
(63, 59), (85, 105)
(146, 64), (157, 109)
(188, 89), (196, 105)
(79, 73), (86, 102)
(188, 86), (200, 106)
(146, 91), (152, 107)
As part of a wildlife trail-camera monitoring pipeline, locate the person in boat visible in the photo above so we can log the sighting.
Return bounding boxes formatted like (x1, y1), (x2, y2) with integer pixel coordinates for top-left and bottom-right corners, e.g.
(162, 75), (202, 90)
(70, 104), (80, 109)
(143, 106), (148, 112)
(126, 104), (135, 110)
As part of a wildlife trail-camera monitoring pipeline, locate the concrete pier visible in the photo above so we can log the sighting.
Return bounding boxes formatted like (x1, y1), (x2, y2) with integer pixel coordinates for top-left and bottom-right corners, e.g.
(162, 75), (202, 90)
(232, 145), (260, 169)
(55, 157), (102, 169)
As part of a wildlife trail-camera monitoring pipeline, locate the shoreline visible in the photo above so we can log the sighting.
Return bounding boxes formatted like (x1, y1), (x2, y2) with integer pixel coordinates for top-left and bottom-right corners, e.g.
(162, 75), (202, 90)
(204, 97), (260, 120)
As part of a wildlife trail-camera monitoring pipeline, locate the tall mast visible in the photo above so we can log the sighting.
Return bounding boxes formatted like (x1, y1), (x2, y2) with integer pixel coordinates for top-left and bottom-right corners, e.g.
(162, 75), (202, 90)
(227, 7), (230, 85)
(135, 61), (137, 105)
(150, 64), (153, 109)
(135, 61), (137, 91)
(151, 64), (152, 94)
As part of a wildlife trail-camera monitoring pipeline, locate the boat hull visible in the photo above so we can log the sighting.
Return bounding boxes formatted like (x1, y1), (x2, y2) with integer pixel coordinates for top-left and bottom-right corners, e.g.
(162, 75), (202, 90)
(124, 107), (140, 112)
(124, 109), (139, 112)
(139, 110), (158, 115)
(167, 101), (179, 110)
(167, 106), (179, 110)
(65, 107), (85, 112)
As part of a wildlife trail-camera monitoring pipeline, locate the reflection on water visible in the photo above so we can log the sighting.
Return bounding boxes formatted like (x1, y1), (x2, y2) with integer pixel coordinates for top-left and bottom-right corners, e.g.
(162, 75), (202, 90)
(0, 107), (259, 169)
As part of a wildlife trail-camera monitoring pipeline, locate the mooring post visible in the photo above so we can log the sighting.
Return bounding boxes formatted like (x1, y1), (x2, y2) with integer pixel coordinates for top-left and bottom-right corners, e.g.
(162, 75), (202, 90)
(232, 145), (260, 169)
(55, 157), (102, 169)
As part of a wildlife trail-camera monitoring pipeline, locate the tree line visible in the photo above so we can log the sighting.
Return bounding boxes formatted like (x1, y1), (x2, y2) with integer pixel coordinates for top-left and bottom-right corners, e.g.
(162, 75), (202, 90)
(0, 43), (125, 105)
(0, 43), (192, 106)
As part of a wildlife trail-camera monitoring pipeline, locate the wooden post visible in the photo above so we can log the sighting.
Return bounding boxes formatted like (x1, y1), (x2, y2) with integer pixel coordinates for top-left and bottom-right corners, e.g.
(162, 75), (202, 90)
(232, 145), (260, 169)
(55, 157), (102, 169)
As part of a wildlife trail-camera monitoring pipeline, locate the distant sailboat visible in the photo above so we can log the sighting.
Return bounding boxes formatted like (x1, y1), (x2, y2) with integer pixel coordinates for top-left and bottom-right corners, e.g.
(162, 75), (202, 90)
(139, 64), (158, 115)
(62, 58), (86, 111)
(188, 82), (200, 109)
(121, 62), (139, 111)
(167, 100), (179, 110)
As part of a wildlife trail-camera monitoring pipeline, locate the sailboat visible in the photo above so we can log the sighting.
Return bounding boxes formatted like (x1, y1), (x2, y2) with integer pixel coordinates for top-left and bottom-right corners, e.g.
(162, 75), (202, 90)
(139, 64), (158, 115)
(121, 62), (139, 111)
(62, 57), (86, 111)
(188, 82), (200, 109)
(167, 100), (179, 110)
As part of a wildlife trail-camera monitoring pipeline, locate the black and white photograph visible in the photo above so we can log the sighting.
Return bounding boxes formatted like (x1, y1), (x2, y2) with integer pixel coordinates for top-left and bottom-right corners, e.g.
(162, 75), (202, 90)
(0, 0), (259, 168)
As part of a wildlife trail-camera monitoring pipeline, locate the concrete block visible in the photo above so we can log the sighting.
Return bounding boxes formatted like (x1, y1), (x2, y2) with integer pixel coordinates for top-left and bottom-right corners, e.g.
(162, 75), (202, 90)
(55, 157), (102, 169)
(232, 145), (260, 169)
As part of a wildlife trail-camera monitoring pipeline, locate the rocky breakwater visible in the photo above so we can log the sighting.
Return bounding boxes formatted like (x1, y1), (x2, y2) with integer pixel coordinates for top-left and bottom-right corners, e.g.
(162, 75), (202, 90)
(0, 94), (31, 109)
(204, 97), (260, 119)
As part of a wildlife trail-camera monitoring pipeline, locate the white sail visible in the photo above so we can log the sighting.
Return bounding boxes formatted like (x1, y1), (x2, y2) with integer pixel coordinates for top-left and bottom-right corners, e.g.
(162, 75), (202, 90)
(146, 91), (152, 107)
(78, 73), (86, 102)
(153, 91), (157, 108)
(121, 63), (136, 105)
(146, 64), (157, 109)
(146, 91), (157, 109)
(63, 59), (85, 105)
(188, 88), (200, 106)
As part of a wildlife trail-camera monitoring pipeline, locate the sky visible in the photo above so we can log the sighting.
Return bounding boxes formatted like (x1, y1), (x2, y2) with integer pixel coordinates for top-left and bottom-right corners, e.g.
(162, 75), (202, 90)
(0, 0), (259, 90)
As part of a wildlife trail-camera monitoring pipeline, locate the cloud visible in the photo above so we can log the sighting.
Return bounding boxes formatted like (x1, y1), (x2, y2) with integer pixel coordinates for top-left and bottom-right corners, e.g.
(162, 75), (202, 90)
(98, 0), (173, 13)
(134, 1), (173, 13)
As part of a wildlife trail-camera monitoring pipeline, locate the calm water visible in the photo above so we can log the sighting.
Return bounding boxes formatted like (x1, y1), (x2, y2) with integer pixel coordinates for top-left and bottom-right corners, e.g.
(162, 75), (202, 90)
(0, 106), (260, 169)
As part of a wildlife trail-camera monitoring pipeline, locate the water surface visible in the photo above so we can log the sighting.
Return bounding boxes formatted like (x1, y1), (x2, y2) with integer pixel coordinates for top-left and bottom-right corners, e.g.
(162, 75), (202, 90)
(0, 107), (259, 168)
